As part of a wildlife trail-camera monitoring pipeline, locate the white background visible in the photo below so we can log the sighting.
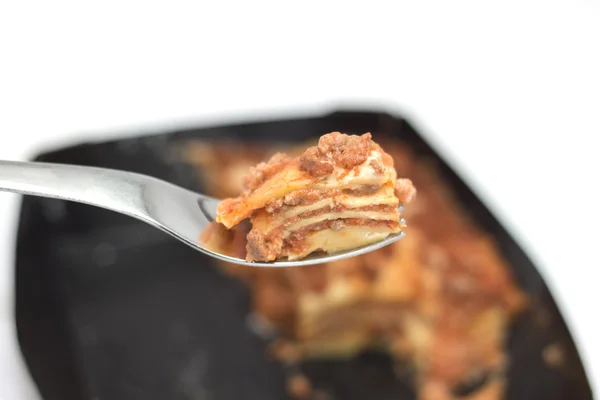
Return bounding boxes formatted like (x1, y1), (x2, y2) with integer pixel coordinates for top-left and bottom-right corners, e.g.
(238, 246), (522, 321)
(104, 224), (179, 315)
(1, 1), (599, 398)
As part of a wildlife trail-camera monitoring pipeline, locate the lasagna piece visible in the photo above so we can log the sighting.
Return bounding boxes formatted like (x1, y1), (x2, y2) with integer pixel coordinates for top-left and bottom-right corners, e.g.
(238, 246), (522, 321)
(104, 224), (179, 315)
(215, 132), (416, 262)
(181, 136), (527, 400)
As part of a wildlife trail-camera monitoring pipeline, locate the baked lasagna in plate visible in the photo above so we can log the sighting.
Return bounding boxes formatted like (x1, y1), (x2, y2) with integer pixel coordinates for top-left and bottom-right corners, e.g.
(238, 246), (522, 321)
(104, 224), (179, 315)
(182, 134), (527, 400)
(214, 132), (416, 262)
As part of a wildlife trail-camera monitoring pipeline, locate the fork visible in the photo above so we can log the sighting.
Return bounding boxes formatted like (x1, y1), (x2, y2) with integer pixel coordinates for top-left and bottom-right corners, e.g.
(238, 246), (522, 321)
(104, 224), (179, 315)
(0, 160), (405, 267)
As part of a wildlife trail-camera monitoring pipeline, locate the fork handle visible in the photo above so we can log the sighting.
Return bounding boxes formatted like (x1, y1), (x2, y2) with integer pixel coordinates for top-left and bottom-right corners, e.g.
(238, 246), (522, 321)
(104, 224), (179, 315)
(0, 160), (150, 220)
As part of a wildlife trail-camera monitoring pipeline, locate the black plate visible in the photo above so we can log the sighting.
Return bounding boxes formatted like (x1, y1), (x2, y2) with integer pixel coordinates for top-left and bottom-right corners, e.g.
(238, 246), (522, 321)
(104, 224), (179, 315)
(15, 110), (592, 400)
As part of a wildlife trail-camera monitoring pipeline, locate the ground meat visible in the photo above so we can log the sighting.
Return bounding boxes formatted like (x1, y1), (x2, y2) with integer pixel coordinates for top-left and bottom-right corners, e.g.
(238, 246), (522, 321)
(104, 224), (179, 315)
(265, 197), (285, 213)
(395, 178), (417, 205)
(354, 204), (397, 212)
(298, 132), (375, 177)
(246, 229), (284, 262)
(243, 152), (291, 192)
(299, 147), (334, 177)
(317, 132), (373, 169)
(343, 185), (382, 196)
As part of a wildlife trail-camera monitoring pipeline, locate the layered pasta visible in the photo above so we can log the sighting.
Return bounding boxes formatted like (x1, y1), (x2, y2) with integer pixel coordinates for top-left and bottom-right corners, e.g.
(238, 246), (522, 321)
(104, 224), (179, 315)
(215, 132), (416, 262)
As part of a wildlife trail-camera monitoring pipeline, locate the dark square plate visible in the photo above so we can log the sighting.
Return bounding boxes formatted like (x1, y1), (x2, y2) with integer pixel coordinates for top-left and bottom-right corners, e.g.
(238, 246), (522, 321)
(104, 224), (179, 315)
(14, 110), (592, 400)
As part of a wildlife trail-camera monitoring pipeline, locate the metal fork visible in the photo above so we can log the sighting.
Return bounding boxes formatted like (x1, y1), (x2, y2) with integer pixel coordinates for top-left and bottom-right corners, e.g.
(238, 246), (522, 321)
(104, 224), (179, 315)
(0, 160), (405, 267)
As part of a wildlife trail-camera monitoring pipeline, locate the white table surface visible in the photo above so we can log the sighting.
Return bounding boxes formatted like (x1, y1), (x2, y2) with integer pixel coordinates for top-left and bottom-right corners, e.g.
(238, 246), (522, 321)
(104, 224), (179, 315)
(1, 1), (599, 398)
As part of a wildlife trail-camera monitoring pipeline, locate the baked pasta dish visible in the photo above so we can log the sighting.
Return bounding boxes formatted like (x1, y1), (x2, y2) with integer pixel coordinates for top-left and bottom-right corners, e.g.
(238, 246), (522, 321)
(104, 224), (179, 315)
(181, 133), (527, 400)
(214, 132), (416, 262)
